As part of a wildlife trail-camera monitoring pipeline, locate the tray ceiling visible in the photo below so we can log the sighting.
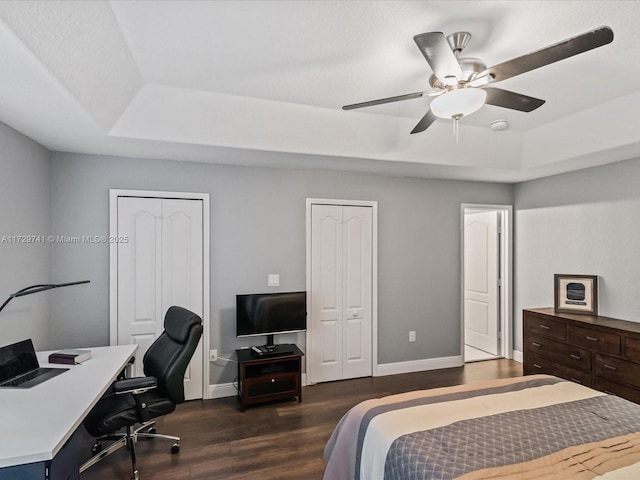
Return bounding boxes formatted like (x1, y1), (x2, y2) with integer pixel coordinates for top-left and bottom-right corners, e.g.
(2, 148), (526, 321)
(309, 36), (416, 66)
(0, 1), (639, 182)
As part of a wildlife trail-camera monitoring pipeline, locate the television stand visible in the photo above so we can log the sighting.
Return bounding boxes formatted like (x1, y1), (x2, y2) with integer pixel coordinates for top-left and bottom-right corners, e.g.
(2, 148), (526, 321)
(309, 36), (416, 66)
(235, 344), (303, 411)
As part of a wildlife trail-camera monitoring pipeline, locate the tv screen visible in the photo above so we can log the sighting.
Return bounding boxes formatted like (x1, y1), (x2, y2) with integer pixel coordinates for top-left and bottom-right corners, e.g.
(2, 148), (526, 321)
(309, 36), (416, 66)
(236, 291), (307, 338)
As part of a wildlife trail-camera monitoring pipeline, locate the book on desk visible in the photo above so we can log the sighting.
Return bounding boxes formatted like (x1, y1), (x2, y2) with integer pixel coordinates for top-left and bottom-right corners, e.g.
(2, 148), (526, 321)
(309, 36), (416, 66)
(48, 349), (92, 365)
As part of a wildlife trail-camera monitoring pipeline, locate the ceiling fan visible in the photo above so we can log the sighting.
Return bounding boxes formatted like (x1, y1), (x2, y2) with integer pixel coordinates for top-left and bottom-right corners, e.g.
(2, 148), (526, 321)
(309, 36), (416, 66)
(343, 26), (614, 137)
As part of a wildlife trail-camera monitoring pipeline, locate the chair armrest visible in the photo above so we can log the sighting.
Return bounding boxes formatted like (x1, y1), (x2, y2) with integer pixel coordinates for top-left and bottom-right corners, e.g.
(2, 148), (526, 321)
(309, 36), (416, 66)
(113, 376), (157, 395)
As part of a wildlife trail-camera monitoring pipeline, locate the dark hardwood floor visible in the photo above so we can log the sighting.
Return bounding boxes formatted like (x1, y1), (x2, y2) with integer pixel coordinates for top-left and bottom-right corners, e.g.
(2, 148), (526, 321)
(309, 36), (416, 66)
(80, 359), (522, 480)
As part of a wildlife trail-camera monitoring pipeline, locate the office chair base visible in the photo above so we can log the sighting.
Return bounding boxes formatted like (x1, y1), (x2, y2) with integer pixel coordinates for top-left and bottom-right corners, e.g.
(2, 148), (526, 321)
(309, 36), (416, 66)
(80, 421), (180, 478)
(134, 420), (181, 451)
(80, 430), (138, 479)
(80, 435), (128, 473)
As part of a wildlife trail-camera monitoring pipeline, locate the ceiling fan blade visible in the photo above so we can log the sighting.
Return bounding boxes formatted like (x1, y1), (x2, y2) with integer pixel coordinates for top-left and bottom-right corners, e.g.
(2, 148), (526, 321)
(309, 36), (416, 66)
(483, 26), (613, 83)
(410, 110), (437, 134)
(468, 71), (492, 87)
(414, 32), (463, 82)
(342, 91), (426, 110)
(483, 87), (545, 112)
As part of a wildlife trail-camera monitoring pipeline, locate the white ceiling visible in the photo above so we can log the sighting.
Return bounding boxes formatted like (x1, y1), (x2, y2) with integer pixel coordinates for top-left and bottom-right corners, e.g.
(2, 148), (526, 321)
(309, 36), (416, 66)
(1, 0), (639, 182)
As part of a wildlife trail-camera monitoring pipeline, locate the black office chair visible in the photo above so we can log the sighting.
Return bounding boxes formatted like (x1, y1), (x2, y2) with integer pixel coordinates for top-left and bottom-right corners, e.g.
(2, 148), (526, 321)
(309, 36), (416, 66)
(80, 306), (203, 480)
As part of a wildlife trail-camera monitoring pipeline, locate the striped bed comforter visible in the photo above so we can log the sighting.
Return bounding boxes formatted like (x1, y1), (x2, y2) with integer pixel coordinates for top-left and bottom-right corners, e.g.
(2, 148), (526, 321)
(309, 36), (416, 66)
(323, 375), (640, 480)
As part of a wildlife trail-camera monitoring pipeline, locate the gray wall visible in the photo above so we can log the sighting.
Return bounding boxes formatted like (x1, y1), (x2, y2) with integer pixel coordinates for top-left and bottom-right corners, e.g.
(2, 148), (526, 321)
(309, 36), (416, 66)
(6, 113), (640, 385)
(50, 152), (512, 384)
(513, 156), (640, 351)
(0, 123), (52, 349)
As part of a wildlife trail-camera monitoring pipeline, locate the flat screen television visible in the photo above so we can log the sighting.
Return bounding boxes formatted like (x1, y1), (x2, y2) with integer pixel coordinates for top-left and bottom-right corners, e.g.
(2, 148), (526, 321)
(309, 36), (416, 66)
(236, 291), (307, 346)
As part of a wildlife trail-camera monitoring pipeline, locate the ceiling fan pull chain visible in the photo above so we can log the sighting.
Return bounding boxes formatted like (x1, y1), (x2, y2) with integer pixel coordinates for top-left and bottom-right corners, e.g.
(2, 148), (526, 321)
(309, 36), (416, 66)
(453, 114), (462, 143)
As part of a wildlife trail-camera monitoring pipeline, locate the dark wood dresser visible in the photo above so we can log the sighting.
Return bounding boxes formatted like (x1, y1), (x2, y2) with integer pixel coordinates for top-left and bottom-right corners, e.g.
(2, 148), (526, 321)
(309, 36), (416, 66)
(523, 307), (640, 403)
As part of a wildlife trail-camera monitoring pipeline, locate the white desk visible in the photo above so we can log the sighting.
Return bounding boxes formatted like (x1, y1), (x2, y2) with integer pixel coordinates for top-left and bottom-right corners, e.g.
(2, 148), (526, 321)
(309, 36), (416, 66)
(0, 344), (137, 476)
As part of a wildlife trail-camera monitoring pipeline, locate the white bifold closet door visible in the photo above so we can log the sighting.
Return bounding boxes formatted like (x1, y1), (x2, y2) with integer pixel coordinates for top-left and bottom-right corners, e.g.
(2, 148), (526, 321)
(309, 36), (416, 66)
(116, 197), (204, 400)
(309, 204), (372, 383)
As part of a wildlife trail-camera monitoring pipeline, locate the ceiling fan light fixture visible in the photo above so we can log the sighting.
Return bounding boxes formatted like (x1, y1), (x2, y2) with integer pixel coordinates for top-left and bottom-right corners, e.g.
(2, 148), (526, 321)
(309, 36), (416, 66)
(430, 87), (487, 119)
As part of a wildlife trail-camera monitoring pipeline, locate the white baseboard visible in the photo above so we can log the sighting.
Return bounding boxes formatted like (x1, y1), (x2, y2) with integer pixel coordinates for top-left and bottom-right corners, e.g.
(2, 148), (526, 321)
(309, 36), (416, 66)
(208, 382), (237, 399)
(208, 353), (518, 398)
(512, 350), (523, 363)
(210, 358), (464, 396)
(375, 355), (463, 377)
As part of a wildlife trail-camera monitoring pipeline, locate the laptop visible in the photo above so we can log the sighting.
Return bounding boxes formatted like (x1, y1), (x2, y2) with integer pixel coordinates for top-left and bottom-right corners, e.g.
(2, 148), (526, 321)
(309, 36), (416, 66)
(0, 339), (68, 388)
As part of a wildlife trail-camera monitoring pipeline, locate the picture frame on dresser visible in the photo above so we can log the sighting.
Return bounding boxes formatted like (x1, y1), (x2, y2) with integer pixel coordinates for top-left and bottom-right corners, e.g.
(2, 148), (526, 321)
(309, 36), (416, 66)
(554, 274), (598, 315)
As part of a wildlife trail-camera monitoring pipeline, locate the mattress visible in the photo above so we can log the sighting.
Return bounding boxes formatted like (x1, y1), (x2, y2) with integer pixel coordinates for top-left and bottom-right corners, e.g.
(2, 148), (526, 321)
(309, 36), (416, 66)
(323, 375), (640, 480)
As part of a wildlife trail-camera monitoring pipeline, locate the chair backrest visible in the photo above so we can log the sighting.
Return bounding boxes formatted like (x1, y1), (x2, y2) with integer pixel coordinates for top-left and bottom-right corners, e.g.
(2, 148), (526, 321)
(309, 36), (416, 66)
(143, 306), (203, 404)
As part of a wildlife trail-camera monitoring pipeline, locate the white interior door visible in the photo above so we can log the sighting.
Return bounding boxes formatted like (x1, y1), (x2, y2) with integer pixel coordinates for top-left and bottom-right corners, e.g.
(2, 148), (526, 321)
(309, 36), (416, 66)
(310, 205), (343, 383)
(309, 204), (372, 383)
(116, 196), (204, 400)
(464, 210), (499, 355)
(117, 197), (162, 378)
(342, 206), (372, 379)
(160, 199), (203, 400)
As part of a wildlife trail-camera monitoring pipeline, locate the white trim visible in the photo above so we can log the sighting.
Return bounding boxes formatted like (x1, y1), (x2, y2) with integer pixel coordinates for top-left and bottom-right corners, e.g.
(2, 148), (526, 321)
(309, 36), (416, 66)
(375, 356), (463, 377)
(512, 350), (523, 363)
(460, 204), (513, 363)
(109, 189), (212, 399)
(305, 198), (379, 383)
(109, 193), (118, 347)
(209, 382), (237, 399)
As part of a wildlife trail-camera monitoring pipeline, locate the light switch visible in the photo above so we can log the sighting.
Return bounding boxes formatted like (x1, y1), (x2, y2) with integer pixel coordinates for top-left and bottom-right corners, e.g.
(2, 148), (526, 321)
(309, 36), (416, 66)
(268, 274), (280, 286)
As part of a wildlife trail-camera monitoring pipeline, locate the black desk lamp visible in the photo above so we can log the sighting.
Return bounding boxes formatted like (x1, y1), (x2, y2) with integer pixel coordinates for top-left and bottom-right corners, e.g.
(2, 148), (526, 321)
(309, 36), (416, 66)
(0, 280), (90, 313)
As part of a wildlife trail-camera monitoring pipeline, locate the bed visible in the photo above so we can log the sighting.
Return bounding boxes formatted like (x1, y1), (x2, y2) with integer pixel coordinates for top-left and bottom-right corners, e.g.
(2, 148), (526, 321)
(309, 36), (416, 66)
(323, 375), (640, 480)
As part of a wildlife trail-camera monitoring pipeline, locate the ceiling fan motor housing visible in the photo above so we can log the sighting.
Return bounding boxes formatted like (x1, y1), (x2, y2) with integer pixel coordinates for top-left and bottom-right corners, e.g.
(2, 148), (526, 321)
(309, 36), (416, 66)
(429, 57), (488, 89)
(427, 32), (490, 90)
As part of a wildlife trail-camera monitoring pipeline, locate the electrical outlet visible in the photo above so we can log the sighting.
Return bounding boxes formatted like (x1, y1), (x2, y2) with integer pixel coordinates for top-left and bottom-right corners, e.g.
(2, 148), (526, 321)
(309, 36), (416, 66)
(268, 274), (280, 286)
(409, 331), (416, 342)
(209, 349), (218, 362)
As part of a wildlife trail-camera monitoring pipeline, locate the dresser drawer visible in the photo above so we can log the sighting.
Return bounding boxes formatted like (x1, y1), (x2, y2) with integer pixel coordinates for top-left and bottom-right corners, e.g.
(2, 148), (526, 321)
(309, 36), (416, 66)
(596, 377), (640, 404)
(594, 354), (640, 388)
(526, 334), (591, 372)
(525, 354), (593, 387)
(568, 325), (621, 356)
(524, 313), (566, 341)
(524, 309), (640, 403)
(244, 372), (299, 398)
(625, 335), (640, 363)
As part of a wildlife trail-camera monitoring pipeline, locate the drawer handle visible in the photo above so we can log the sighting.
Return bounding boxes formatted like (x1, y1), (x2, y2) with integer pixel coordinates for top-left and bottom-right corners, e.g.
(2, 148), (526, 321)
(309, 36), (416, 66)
(603, 364), (617, 371)
(570, 378), (582, 384)
(570, 354), (582, 360)
(539, 324), (550, 330)
(532, 363), (543, 369)
(531, 342), (541, 348)
(586, 336), (599, 342)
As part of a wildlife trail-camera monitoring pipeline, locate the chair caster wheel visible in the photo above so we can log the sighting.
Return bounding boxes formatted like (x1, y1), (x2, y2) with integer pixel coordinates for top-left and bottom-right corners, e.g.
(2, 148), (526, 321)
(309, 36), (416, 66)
(92, 443), (103, 454)
(171, 443), (180, 454)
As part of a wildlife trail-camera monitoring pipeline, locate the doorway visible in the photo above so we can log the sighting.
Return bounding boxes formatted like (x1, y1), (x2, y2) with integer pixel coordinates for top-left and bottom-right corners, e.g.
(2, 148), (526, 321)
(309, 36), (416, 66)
(109, 189), (210, 400)
(461, 204), (512, 363)
(306, 199), (378, 384)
